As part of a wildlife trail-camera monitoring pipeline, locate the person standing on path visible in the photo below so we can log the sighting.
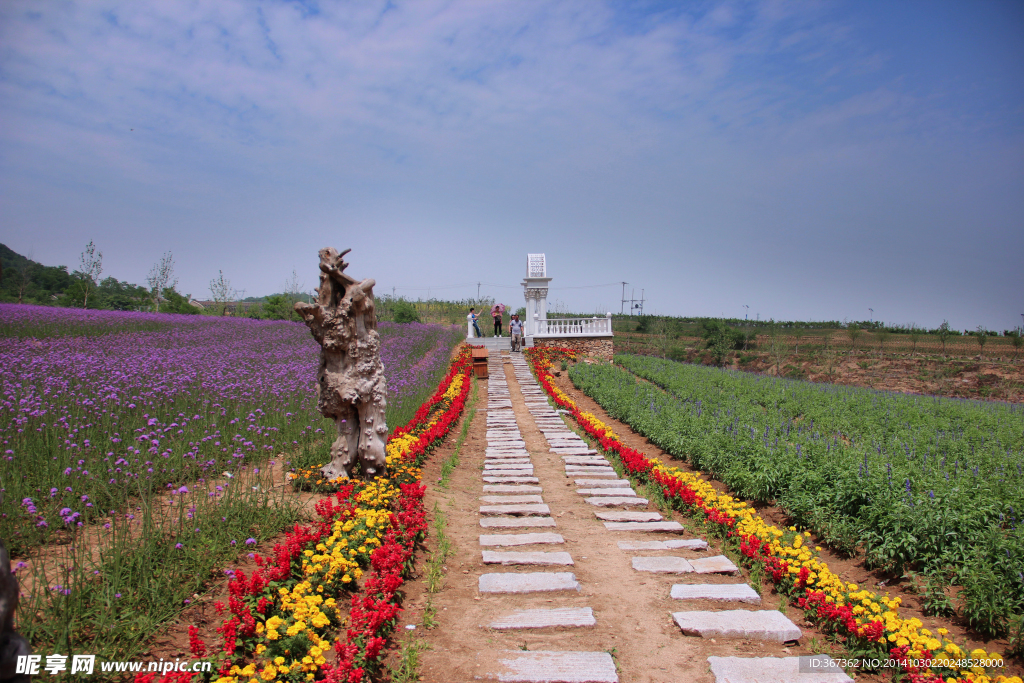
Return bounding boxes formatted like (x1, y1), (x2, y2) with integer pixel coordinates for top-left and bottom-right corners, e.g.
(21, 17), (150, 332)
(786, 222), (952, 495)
(468, 307), (482, 338)
(509, 313), (524, 351)
(491, 302), (505, 337)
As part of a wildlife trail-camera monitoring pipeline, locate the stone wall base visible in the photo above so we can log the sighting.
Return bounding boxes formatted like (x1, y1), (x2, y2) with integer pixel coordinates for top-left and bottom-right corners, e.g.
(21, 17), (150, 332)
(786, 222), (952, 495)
(534, 337), (614, 361)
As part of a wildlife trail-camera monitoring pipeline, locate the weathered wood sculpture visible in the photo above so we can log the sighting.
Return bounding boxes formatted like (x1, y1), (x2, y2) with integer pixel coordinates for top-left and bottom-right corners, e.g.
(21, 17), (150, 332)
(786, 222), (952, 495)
(0, 540), (31, 683)
(294, 248), (388, 481)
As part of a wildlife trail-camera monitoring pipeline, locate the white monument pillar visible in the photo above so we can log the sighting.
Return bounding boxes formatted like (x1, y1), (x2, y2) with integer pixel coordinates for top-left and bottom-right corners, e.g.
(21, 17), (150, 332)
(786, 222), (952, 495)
(522, 253), (551, 340)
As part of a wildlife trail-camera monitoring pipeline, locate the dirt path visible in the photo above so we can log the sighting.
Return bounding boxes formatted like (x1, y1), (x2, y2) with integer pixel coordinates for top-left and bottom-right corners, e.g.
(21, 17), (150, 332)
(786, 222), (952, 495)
(408, 351), (843, 683)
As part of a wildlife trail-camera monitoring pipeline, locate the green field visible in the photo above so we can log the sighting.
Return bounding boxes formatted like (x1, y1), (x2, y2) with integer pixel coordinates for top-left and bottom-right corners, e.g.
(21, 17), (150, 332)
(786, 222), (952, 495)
(569, 354), (1024, 637)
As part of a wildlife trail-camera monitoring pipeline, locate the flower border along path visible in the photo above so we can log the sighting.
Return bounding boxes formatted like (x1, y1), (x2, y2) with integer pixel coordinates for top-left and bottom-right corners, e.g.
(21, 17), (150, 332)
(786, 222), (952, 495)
(136, 345), (473, 683)
(524, 347), (1016, 683)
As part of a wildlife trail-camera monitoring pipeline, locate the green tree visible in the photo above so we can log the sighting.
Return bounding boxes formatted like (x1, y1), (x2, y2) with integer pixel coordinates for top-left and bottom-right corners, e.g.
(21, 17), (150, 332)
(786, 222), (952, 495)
(161, 287), (200, 315)
(937, 321), (951, 357)
(875, 327), (890, 358)
(908, 325), (922, 356)
(975, 326), (988, 357)
(846, 324), (862, 354)
(209, 270), (233, 316)
(393, 299), (420, 324)
(1010, 329), (1023, 359)
(767, 321), (789, 376)
(700, 319), (741, 366)
(77, 240), (103, 308)
(147, 251), (176, 312)
(263, 294), (297, 320)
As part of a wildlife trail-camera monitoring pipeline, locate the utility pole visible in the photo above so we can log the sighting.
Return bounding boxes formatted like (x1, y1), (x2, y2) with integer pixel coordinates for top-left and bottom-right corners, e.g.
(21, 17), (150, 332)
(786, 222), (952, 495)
(743, 304), (749, 321)
(639, 289), (645, 316)
(869, 308), (874, 324)
(477, 282), (481, 300)
(392, 286), (396, 298)
(620, 282), (628, 315)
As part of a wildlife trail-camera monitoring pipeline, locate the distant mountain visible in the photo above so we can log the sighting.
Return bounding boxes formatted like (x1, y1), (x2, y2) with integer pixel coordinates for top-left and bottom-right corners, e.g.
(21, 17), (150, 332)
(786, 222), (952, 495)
(0, 243), (196, 313)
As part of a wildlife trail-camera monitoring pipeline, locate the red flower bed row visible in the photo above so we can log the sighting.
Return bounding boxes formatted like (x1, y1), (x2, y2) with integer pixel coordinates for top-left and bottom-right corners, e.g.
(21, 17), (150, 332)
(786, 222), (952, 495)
(137, 345), (473, 683)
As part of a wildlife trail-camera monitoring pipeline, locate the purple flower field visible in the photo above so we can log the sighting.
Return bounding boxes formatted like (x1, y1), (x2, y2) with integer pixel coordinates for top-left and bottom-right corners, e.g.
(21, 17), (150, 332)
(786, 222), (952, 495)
(0, 304), (462, 555)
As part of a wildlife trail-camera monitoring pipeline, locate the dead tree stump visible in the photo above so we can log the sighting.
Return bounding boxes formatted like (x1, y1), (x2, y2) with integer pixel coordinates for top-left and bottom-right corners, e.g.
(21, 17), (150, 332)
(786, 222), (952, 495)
(295, 248), (388, 481)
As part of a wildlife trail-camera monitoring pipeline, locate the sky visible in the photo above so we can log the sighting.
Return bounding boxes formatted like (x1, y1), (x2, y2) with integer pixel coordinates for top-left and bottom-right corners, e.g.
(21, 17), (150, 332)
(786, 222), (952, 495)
(1, 0), (1022, 331)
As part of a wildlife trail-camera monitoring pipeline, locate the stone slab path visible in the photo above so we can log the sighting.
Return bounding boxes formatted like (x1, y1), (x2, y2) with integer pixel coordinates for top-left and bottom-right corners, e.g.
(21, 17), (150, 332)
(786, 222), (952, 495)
(416, 350), (847, 683)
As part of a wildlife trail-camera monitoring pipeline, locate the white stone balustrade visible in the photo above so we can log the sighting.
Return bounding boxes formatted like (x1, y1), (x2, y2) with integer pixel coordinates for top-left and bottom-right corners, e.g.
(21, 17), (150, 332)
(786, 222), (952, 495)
(534, 315), (613, 338)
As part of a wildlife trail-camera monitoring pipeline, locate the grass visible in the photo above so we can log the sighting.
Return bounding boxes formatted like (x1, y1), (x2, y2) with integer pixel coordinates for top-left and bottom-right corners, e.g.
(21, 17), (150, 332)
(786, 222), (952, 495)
(15, 466), (302, 661)
(425, 503), (453, 594)
(387, 637), (430, 683)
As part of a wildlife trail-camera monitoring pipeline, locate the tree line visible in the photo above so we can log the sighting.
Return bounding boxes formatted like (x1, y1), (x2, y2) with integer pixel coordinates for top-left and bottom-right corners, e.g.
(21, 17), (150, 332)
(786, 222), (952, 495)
(0, 242), (304, 321)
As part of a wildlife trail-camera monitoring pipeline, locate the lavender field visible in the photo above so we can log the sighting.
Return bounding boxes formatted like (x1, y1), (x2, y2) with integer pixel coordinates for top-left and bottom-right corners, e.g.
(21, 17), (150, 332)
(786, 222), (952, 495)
(1, 304), (461, 554)
(0, 304), (462, 658)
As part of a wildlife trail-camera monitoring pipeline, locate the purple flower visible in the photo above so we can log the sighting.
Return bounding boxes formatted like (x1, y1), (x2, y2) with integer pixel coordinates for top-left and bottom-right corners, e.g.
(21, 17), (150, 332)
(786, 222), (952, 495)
(244, 538), (256, 546)
(175, 543), (183, 549)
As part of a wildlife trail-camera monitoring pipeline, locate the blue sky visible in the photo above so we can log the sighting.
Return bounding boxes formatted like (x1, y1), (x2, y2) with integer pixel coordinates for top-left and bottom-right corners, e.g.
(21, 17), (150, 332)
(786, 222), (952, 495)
(2, 0), (1021, 330)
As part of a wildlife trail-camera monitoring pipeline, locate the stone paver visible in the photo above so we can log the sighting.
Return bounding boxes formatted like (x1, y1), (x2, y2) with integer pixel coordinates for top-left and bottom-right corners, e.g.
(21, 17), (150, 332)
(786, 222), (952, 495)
(487, 651), (617, 683)
(603, 521), (685, 532)
(483, 476), (540, 484)
(479, 533), (565, 546)
(481, 551), (574, 566)
(690, 555), (740, 574)
(594, 511), (663, 522)
(486, 470), (538, 478)
(562, 457), (610, 465)
(574, 479), (630, 488)
(617, 539), (708, 551)
(672, 610), (802, 643)
(585, 497), (649, 507)
(706, 656), (853, 683)
(578, 488), (637, 496)
(478, 572), (580, 594)
(564, 467), (616, 476)
(479, 503), (551, 516)
(483, 485), (543, 493)
(480, 495), (545, 504)
(631, 556), (694, 573)
(670, 584), (761, 604)
(487, 607), (596, 630)
(480, 516), (557, 529)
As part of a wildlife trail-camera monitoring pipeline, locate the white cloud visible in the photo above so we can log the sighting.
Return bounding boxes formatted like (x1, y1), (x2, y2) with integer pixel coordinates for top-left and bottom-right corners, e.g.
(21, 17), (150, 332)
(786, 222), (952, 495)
(1, 0), (1021, 329)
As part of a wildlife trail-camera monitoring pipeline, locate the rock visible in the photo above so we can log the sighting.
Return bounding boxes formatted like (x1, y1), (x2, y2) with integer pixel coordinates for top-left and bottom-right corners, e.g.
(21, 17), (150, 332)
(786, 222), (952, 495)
(481, 551), (574, 566)
(670, 584), (761, 604)
(672, 610), (802, 642)
(603, 521), (685, 533)
(585, 497), (648, 507)
(617, 539), (707, 551)
(706, 656), (853, 683)
(480, 517), (556, 529)
(483, 651), (617, 682)
(479, 533), (565, 546)
(574, 479), (630, 488)
(478, 572), (581, 594)
(689, 556), (739, 574)
(594, 511), (662, 522)
(479, 504), (551, 516)
(487, 607), (595, 630)
(631, 556), (694, 573)
(480, 495), (545, 504)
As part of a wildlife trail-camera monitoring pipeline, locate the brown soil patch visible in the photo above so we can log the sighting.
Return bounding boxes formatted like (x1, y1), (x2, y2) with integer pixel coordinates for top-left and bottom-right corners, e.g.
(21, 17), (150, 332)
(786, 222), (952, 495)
(400, 355), (830, 683)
